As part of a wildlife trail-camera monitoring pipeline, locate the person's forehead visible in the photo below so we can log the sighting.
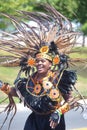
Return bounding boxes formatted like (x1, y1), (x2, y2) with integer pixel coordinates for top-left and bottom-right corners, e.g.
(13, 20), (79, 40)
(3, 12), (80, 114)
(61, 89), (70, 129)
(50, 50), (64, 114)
(36, 58), (48, 61)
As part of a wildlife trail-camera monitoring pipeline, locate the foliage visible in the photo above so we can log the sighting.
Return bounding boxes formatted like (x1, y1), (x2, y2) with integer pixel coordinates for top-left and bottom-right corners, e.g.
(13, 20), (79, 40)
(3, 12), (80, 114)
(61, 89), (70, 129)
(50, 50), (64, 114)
(36, 0), (87, 35)
(0, 0), (36, 30)
(75, 1), (87, 35)
(81, 22), (87, 35)
(33, 0), (78, 20)
(0, 0), (36, 13)
(0, 0), (87, 33)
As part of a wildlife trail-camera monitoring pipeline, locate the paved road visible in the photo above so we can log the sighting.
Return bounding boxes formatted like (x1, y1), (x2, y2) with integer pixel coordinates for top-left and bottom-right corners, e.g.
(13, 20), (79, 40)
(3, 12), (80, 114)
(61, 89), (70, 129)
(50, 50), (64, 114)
(0, 103), (87, 130)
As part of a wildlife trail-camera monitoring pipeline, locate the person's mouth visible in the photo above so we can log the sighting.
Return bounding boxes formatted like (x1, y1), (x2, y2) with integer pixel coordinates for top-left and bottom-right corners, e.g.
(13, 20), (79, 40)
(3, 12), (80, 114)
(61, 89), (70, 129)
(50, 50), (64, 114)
(37, 65), (43, 71)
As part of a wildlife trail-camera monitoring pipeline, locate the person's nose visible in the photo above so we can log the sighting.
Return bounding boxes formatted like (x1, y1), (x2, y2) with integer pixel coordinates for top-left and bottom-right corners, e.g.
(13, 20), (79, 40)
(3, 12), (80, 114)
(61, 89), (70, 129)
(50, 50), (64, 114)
(38, 60), (42, 65)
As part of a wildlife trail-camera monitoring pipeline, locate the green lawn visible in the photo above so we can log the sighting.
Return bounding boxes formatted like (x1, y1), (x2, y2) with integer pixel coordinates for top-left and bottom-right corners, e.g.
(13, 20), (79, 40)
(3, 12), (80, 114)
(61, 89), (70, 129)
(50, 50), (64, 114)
(69, 47), (87, 96)
(69, 46), (87, 58)
(0, 67), (20, 103)
(0, 67), (20, 84)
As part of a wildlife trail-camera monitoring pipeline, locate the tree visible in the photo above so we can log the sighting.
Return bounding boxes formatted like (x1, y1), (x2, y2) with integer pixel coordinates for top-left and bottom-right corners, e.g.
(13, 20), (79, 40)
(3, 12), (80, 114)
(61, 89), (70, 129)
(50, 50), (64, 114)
(33, 0), (87, 35)
(75, 0), (87, 35)
(0, 0), (87, 35)
(0, 0), (36, 30)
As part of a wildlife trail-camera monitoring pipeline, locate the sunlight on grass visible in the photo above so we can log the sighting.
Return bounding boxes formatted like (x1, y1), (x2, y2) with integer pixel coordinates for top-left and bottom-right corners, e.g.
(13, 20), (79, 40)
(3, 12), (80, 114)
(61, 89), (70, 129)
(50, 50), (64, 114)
(69, 47), (87, 58)
(0, 91), (20, 103)
(0, 67), (20, 85)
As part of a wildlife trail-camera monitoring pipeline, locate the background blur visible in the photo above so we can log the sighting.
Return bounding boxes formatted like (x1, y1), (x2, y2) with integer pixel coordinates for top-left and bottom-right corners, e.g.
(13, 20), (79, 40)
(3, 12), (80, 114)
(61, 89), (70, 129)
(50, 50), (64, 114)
(0, 0), (87, 102)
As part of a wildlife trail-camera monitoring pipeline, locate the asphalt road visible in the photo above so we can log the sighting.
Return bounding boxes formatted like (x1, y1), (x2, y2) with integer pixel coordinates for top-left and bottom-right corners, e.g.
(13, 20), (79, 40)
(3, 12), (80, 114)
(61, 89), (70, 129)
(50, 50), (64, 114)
(0, 103), (87, 130)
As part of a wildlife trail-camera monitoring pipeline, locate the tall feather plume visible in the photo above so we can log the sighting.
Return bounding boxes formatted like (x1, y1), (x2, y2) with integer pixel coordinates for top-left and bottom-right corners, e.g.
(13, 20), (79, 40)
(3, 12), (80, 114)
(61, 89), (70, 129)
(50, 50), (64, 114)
(0, 4), (86, 67)
(16, 4), (78, 53)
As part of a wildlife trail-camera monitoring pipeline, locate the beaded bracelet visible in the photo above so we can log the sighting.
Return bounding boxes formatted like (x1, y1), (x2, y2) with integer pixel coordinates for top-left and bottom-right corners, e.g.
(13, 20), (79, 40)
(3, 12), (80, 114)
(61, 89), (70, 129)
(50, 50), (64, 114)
(58, 103), (70, 114)
(56, 109), (62, 116)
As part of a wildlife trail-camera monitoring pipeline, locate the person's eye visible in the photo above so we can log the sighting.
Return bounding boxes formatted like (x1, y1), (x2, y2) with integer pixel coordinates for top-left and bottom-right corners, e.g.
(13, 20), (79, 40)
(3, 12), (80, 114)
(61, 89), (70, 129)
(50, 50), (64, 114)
(41, 60), (45, 63)
(35, 60), (38, 63)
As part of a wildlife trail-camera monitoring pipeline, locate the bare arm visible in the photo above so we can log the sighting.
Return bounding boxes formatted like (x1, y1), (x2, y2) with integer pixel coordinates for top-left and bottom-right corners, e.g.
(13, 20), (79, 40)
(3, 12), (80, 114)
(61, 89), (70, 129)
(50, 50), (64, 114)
(9, 87), (18, 97)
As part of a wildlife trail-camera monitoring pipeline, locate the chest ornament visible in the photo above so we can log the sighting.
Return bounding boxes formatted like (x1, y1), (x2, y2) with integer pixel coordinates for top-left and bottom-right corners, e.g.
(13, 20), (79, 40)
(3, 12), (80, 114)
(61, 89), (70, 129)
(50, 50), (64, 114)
(26, 73), (61, 101)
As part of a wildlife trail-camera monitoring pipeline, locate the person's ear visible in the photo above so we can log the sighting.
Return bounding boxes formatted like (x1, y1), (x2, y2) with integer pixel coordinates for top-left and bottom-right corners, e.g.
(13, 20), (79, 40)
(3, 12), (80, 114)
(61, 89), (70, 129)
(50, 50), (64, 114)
(49, 62), (52, 68)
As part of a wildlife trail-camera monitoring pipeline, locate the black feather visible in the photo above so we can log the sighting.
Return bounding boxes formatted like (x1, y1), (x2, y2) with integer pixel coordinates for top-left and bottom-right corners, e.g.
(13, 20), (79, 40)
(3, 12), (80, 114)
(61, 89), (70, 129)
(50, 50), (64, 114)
(49, 41), (59, 54)
(58, 70), (77, 94)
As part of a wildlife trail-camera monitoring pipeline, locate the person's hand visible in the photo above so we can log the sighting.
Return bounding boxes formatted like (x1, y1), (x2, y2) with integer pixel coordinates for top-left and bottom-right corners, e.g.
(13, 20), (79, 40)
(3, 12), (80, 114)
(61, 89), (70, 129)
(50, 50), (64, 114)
(49, 110), (62, 129)
(0, 81), (11, 95)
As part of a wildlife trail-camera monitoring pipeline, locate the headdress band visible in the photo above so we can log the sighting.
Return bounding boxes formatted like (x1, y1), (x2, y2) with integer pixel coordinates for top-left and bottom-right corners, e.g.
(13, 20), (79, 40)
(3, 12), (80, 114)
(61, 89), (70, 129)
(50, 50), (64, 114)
(36, 53), (52, 61)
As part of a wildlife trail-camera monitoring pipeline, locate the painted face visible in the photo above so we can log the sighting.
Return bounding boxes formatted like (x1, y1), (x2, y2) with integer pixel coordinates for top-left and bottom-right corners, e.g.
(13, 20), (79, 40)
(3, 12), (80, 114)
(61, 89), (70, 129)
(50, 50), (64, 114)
(35, 58), (52, 74)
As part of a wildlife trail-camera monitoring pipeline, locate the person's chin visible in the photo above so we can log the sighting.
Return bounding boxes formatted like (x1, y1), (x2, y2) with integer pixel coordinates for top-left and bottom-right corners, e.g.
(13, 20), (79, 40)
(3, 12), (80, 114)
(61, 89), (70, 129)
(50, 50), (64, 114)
(37, 69), (44, 74)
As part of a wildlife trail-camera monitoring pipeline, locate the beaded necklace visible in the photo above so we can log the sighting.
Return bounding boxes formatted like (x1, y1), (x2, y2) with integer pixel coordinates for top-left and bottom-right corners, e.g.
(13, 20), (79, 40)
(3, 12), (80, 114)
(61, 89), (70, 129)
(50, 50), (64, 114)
(26, 71), (61, 101)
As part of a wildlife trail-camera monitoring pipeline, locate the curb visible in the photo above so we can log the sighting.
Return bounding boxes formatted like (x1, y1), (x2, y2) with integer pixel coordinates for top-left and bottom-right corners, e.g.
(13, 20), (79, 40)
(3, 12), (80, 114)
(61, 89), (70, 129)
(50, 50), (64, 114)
(71, 128), (87, 130)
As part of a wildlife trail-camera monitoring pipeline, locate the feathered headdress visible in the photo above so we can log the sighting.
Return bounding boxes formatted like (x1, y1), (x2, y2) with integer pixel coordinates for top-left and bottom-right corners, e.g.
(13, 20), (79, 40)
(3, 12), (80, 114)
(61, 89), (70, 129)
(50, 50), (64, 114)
(0, 4), (78, 75)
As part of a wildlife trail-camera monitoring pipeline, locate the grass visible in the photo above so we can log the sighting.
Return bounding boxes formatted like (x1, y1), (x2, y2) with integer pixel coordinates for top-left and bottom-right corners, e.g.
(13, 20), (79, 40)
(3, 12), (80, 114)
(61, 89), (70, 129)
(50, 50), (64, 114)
(0, 47), (87, 103)
(69, 46), (87, 58)
(0, 67), (20, 84)
(0, 67), (20, 103)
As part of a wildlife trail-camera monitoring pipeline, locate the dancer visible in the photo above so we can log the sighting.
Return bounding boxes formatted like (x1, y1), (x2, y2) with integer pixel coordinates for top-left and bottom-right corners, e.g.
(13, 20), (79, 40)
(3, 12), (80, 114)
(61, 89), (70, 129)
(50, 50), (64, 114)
(0, 4), (86, 130)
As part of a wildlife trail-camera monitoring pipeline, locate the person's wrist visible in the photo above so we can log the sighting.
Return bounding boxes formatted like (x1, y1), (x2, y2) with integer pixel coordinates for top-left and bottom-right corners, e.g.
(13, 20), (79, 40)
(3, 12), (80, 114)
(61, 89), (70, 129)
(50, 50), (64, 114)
(55, 109), (62, 116)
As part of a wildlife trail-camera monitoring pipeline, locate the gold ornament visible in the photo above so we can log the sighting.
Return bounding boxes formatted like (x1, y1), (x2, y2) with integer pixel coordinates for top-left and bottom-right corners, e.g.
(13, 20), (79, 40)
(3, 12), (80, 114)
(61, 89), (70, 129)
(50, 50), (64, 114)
(33, 84), (42, 94)
(40, 46), (49, 53)
(53, 55), (60, 65)
(27, 58), (36, 67)
(49, 88), (59, 99)
(42, 81), (52, 90)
